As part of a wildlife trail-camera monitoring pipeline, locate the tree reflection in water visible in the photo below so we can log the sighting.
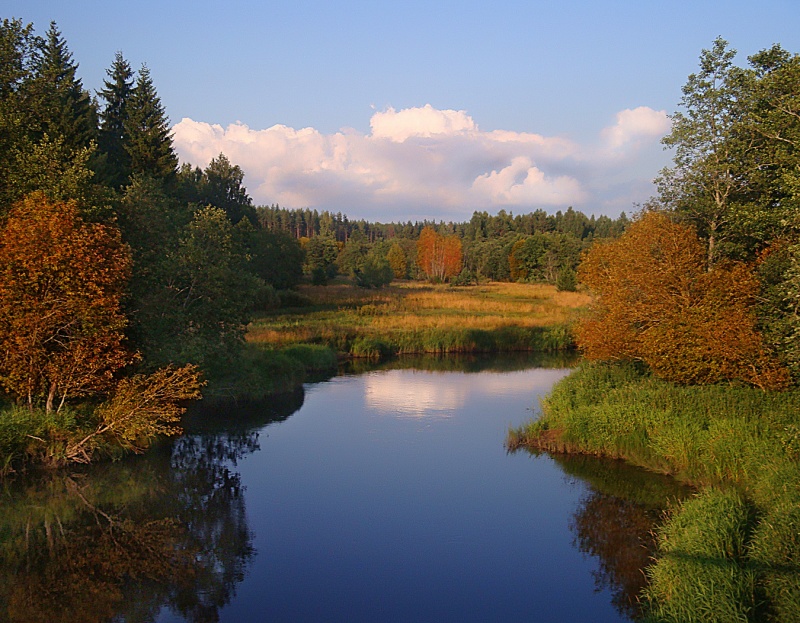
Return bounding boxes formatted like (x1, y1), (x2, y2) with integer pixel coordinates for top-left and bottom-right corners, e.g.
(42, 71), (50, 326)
(0, 388), (304, 623)
(546, 454), (691, 621)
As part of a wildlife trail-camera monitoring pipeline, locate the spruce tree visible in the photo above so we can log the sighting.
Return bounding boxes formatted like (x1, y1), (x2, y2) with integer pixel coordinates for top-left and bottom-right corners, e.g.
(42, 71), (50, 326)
(124, 64), (178, 183)
(98, 51), (134, 188)
(29, 22), (97, 153)
(0, 19), (40, 210)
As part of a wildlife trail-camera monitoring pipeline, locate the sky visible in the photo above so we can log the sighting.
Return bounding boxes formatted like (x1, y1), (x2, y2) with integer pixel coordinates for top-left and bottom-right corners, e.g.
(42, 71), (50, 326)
(6, 1), (800, 222)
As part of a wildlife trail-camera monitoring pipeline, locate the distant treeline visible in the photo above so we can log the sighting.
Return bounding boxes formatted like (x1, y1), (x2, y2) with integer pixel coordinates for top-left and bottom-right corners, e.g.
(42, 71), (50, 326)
(257, 204), (628, 243)
(257, 205), (630, 286)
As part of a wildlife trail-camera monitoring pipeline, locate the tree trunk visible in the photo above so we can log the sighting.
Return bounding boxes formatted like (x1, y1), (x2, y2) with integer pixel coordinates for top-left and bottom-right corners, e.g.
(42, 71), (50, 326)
(46, 380), (57, 413)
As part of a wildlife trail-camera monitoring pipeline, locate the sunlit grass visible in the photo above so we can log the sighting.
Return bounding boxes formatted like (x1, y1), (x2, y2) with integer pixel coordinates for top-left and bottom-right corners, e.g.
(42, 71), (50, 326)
(247, 281), (590, 354)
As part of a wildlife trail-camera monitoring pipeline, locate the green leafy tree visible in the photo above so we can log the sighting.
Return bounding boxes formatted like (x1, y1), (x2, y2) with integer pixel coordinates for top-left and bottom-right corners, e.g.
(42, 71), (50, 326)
(237, 220), (304, 290)
(337, 230), (370, 277)
(658, 37), (748, 266)
(157, 207), (259, 373)
(124, 64), (178, 183)
(0, 19), (40, 210)
(735, 47), (800, 244)
(200, 153), (256, 224)
(304, 235), (339, 285)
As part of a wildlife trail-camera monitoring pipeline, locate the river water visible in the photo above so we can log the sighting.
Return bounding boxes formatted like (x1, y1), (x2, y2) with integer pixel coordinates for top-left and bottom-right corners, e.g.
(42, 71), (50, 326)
(0, 354), (688, 622)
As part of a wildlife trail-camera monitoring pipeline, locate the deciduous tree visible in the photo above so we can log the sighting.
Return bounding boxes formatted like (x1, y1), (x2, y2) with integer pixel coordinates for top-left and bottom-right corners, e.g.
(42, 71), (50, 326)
(577, 211), (788, 389)
(658, 37), (748, 266)
(0, 193), (133, 411)
(416, 226), (462, 282)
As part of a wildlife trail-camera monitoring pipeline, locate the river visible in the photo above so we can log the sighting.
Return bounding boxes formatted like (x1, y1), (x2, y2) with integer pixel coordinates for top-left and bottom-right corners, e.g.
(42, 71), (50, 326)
(0, 354), (688, 622)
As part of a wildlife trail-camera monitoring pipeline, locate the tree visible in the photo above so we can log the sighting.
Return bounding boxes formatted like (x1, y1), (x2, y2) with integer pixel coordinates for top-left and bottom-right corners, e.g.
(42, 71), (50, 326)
(658, 37), (748, 266)
(0, 193), (133, 412)
(416, 226), (462, 282)
(735, 47), (800, 245)
(27, 22), (97, 154)
(98, 51), (134, 188)
(199, 153), (256, 224)
(237, 221), (304, 290)
(0, 19), (39, 209)
(576, 211), (788, 389)
(387, 242), (408, 279)
(156, 207), (259, 373)
(124, 64), (178, 183)
(304, 235), (339, 285)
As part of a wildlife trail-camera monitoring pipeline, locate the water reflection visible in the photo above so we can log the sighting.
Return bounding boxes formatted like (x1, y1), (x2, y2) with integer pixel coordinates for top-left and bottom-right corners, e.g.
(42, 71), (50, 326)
(0, 359), (691, 622)
(358, 351), (577, 420)
(0, 390), (304, 623)
(554, 455), (692, 620)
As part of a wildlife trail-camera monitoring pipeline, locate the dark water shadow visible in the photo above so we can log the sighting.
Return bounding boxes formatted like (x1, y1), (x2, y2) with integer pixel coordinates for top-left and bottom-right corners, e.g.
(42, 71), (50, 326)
(342, 350), (580, 376)
(0, 387), (309, 623)
(551, 454), (693, 620)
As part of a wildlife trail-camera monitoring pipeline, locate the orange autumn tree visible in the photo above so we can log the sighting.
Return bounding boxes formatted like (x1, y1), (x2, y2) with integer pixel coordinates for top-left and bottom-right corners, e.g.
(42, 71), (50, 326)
(416, 226), (462, 282)
(0, 193), (134, 412)
(576, 211), (789, 389)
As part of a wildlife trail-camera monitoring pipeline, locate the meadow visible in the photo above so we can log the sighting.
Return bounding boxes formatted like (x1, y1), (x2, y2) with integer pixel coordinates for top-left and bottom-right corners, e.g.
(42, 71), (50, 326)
(247, 281), (589, 357)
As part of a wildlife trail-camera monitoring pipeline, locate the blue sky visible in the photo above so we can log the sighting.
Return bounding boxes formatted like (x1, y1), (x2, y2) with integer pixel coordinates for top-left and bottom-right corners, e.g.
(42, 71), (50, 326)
(6, 1), (800, 221)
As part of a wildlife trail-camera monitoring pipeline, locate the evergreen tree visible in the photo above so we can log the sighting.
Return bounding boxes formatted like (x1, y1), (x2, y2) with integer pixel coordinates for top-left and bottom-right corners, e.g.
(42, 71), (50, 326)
(29, 22), (97, 153)
(124, 64), (178, 183)
(200, 153), (256, 224)
(98, 52), (134, 188)
(0, 18), (40, 210)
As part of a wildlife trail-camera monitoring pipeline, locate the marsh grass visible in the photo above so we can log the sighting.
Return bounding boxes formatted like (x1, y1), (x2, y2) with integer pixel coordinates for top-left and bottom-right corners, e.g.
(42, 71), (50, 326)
(205, 343), (338, 401)
(248, 282), (588, 356)
(508, 362), (800, 622)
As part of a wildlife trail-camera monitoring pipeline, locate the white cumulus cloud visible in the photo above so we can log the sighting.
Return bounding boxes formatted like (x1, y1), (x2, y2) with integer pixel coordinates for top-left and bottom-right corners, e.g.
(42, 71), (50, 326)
(600, 106), (671, 152)
(172, 103), (670, 220)
(370, 104), (477, 142)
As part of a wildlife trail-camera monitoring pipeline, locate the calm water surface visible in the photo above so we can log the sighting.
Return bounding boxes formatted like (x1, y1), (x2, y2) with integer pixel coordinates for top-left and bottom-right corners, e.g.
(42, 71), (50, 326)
(0, 355), (688, 622)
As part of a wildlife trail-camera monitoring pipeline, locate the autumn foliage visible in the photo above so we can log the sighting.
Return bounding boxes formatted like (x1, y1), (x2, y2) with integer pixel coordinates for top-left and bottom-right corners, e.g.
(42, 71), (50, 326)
(416, 226), (462, 282)
(576, 212), (789, 389)
(0, 193), (134, 411)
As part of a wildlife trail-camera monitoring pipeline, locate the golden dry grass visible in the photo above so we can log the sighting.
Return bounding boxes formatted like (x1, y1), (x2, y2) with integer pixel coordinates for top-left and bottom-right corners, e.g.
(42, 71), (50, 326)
(247, 281), (590, 349)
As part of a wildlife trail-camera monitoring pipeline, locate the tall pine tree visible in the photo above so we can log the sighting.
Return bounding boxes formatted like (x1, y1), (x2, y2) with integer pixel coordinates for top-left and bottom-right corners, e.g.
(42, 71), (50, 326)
(29, 22), (97, 153)
(98, 52), (134, 188)
(124, 64), (178, 183)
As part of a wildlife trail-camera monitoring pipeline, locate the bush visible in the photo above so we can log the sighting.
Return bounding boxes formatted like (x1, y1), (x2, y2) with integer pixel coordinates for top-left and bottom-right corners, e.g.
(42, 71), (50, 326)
(556, 266), (577, 291)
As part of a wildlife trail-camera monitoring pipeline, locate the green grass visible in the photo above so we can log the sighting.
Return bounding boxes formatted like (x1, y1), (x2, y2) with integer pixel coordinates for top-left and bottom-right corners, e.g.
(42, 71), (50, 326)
(205, 342), (339, 401)
(508, 362), (800, 622)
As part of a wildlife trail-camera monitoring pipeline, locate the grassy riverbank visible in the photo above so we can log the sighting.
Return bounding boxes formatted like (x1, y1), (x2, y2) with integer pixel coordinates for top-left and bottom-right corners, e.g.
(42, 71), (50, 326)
(248, 281), (589, 358)
(508, 363), (800, 622)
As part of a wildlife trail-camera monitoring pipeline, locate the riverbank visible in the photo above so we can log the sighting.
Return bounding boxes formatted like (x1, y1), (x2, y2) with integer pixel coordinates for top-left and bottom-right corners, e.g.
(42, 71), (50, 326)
(508, 362), (800, 621)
